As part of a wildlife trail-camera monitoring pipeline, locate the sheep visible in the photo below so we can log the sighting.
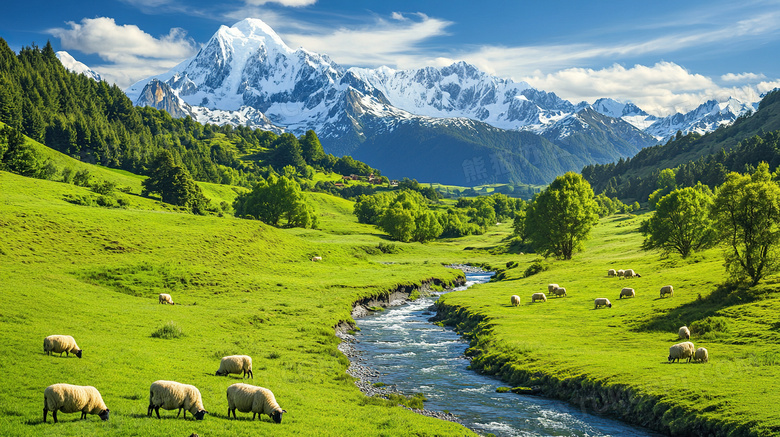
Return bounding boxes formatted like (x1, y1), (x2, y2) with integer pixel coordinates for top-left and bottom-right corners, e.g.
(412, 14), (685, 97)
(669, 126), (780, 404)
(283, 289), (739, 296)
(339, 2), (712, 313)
(594, 298), (612, 309)
(694, 347), (709, 363)
(531, 293), (547, 303)
(311, 256), (322, 262)
(43, 383), (109, 423)
(43, 335), (82, 359)
(226, 383), (287, 423)
(619, 288), (635, 299)
(608, 269), (617, 277)
(216, 355), (253, 379)
(550, 287), (567, 298)
(668, 341), (695, 363)
(510, 295), (521, 307)
(678, 326), (691, 340)
(159, 293), (174, 305)
(148, 380), (207, 420)
(617, 269), (625, 278)
(547, 284), (559, 294)
(623, 269), (641, 278)
(660, 285), (674, 298)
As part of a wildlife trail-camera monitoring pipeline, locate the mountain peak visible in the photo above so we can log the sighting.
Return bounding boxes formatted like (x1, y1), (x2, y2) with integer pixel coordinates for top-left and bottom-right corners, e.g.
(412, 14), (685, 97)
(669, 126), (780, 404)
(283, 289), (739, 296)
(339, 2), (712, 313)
(56, 51), (102, 81)
(225, 18), (289, 51)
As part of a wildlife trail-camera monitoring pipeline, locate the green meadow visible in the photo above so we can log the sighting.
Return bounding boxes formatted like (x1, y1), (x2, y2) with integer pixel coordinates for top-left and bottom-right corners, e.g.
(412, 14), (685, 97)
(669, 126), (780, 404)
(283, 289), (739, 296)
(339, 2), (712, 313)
(1, 144), (779, 436)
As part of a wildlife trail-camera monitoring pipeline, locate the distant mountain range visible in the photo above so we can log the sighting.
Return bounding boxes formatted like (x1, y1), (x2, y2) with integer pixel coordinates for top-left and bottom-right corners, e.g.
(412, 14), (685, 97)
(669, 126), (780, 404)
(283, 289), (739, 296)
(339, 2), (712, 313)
(59, 18), (756, 186)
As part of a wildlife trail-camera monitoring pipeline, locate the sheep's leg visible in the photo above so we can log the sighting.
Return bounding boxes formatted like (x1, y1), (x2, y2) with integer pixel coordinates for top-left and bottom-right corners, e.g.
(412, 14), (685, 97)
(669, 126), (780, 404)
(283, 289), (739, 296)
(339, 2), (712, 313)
(81, 411), (87, 420)
(155, 406), (161, 419)
(52, 410), (58, 423)
(176, 407), (182, 418)
(43, 404), (48, 423)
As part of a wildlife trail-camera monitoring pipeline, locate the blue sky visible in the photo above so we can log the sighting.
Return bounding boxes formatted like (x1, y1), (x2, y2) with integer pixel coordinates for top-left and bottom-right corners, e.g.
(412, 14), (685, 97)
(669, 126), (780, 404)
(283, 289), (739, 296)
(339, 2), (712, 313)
(2, 0), (780, 115)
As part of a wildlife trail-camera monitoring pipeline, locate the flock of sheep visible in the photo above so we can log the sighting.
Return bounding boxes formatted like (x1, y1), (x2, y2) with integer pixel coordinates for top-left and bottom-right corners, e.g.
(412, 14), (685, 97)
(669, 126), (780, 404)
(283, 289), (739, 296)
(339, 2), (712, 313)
(42, 309), (286, 424)
(508, 269), (711, 365)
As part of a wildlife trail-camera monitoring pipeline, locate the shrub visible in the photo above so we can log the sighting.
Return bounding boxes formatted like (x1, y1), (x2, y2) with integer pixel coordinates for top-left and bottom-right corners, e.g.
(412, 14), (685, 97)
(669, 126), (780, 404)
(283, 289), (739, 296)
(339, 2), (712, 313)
(377, 242), (399, 254)
(387, 393), (426, 409)
(524, 258), (547, 278)
(690, 316), (729, 337)
(151, 321), (184, 339)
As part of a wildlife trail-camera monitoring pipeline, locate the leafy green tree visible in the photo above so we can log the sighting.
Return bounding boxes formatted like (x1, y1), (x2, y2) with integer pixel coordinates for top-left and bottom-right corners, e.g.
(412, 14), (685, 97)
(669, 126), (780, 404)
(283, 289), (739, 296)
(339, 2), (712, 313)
(648, 168), (677, 210)
(299, 130), (325, 164)
(354, 192), (392, 225)
(233, 174), (316, 228)
(513, 209), (527, 242)
(711, 162), (780, 285)
(640, 183), (716, 258)
(412, 210), (443, 243)
(525, 172), (599, 260)
(0, 126), (39, 176)
(380, 204), (416, 242)
(270, 133), (306, 171)
(142, 151), (210, 214)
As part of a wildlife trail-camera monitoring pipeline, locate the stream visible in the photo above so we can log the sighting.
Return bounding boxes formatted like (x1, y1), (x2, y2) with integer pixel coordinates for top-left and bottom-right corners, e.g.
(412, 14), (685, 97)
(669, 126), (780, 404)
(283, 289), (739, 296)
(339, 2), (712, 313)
(349, 271), (660, 437)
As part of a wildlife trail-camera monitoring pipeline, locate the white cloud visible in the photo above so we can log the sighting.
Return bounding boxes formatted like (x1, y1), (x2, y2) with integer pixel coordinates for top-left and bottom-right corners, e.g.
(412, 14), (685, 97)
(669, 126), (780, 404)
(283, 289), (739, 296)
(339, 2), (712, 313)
(49, 17), (197, 88)
(244, 0), (317, 6)
(721, 72), (767, 82)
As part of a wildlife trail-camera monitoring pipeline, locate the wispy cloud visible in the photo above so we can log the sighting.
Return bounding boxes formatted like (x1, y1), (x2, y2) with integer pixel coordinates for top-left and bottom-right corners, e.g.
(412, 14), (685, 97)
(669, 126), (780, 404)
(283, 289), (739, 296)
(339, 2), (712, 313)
(721, 72), (767, 82)
(49, 17), (198, 87)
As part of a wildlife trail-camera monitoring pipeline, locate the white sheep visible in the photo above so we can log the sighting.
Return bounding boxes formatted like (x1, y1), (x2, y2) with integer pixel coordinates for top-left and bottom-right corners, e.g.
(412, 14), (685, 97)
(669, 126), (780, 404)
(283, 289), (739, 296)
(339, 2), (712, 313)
(226, 383), (287, 423)
(216, 355), (253, 379)
(547, 284), (559, 293)
(159, 293), (174, 305)
(148, 380), (207, 420)
(510, 295), (521, 307)
(619, 288), (635, 299)
(694, 347), (709, 363)
(594, 298), (612, 309)
(608, 269), (616, 277)
(43, 335), (82, 359)
(551, 287), (567, 297)
(311, 256), (322, 262)
(660, 285), (674, 298)
(531, 292), (547, 303)
(668, 341), (695, 363)
(678, 326), (691, 340)
(617, 269), (625, 278)
(623, 269), (641, 278)
(43, 383), (109, 423)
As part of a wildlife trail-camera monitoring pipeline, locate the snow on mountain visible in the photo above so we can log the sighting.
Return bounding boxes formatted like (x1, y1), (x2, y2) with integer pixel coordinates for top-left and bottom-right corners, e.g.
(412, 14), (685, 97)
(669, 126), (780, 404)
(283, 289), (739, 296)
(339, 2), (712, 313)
(56, 51), (102, 82)
(643, 98), (756, 141)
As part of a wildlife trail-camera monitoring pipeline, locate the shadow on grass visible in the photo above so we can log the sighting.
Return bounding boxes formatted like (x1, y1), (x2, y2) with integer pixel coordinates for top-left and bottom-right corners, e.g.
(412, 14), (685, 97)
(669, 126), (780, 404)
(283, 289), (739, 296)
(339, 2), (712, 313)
(636, 283), (762, 333)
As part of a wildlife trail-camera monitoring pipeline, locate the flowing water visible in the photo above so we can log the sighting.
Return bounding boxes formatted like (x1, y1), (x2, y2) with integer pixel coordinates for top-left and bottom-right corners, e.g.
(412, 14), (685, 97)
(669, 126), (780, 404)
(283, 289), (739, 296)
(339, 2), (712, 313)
(351, 272), (660, 437)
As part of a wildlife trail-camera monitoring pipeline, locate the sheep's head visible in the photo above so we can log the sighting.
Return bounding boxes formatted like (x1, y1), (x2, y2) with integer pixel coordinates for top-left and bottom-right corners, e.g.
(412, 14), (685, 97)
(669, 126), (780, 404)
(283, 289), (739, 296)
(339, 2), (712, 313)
(607, 303), (612, 308)
(215, 371), (224, 376)
(194, 410), (207, 420)
(271, 409), (287, 424)
(75, 350), (82, 359)
(99, 409), (110, 421)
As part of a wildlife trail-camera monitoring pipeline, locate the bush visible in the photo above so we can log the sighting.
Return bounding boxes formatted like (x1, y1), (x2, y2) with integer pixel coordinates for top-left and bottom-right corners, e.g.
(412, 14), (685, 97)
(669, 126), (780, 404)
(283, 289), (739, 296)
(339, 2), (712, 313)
(387, 393), (426, 409)
(377, 242), (399, 254)
(689, 316), (729, 337)
(523, 258), (547, 278)
(151, 321), (184, 339)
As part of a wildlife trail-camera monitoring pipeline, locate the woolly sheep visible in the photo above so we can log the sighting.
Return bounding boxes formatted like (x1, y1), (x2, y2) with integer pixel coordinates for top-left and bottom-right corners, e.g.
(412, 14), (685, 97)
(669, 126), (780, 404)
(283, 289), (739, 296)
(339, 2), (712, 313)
(216, 355), (253, 379)
(311, 256), (322, 261)
(551, 287), (567, 297)
(660, 285), (674, 298)
(531, 292), (547, 303)
(43, 383), (109, 423)
(547, 284), (559, 293)
(594, 298), (612, 309)
(694, 347), (709, 363)
(148, 380), (207, 420)
(668, 341), (695, 363)
(43, 335), (82, 359)
(510, 295), (521, 307)
(158, 293), (174, 305)
(617, 269), (625, 277)
(678, 326), (691, 340)
(226, 383), (287, 423)
(608, 269), (617, 277)
(619, 288), (635, 299)
(623, 269), (641, 278)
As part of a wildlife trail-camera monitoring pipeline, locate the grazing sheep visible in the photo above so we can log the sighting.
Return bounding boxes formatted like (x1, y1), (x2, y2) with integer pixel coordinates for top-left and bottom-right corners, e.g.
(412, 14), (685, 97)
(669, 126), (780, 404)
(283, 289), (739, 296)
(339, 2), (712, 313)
(547, 284), (559, 294)
(148, 380), (207, 420)
(43, 335), (82, 359)
(694, 347), (709, 363)
(551, 287), (567, 297)
(619, 288), (635, 299)
(668, 341), (695, 363)
(678, 326), (691, 340)
(594, 298), (612, 309)
(510, 295), (521, 307)
(623, 269), (641, 278)
(216, 355), (253, 379)
(311, 256), (322, 262)
(608, 269), (617, 277)
(158, 293), (174, 305)
(660, 285), (674, 298)
(226, 383), (287, 423)
(617, 269), (625, 278)
(43, 383), (109, 423)
(531, 293), (547, 303)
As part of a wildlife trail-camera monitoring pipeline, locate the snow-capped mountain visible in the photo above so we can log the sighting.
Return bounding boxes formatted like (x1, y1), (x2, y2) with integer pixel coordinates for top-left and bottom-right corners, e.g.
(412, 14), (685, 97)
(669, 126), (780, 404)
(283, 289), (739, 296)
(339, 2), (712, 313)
(643, 98), (757, 141)
(56, 51), (103, 82)
(124, 18), (751, 185)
